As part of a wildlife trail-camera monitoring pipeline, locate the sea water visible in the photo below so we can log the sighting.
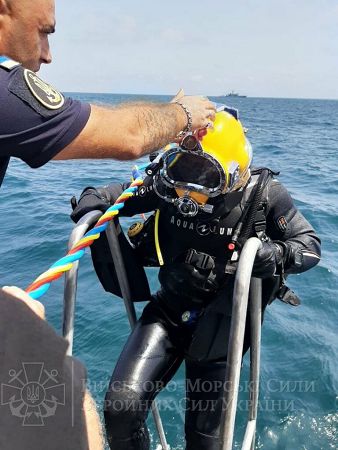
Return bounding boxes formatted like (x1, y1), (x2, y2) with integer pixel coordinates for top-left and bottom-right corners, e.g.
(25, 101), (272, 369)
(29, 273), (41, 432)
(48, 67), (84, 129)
(1, 94), (337, 449)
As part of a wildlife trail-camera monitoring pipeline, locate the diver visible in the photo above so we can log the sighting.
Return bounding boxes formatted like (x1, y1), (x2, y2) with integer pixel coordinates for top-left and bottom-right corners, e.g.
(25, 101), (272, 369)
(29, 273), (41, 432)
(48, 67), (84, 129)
(71, 108), (321, 450)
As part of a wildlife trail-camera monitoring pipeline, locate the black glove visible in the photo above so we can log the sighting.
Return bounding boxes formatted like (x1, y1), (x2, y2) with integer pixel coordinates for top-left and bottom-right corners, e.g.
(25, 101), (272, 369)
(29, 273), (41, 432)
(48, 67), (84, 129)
(70, 187), (109, 223)
(252, 241), (284, 278)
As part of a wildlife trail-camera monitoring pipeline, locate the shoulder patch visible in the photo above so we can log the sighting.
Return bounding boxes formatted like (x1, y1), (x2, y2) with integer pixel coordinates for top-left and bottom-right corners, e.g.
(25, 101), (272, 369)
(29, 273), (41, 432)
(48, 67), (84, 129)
(0, 56), (21, 71)
(276, 215), (288, 232)
(23, 69), (65, 110)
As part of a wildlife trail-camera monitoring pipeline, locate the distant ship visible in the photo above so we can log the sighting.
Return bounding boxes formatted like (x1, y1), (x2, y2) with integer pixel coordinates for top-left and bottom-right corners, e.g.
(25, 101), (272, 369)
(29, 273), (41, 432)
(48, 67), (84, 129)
(225, 91), (247, 98)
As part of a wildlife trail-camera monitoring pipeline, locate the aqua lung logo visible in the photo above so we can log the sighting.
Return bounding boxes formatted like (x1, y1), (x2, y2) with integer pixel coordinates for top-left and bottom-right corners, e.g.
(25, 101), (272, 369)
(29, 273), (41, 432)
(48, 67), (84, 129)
(1, 363), (65, 426)
(196, 223), (211, 236)
(170, 216), (233, 237)
(138, 185), (153, 197)
(24, 70), (65, 110)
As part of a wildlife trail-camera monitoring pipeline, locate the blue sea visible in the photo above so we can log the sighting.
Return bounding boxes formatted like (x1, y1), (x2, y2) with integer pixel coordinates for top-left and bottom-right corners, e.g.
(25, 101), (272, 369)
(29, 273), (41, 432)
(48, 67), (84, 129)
(1, 94), (337, 449)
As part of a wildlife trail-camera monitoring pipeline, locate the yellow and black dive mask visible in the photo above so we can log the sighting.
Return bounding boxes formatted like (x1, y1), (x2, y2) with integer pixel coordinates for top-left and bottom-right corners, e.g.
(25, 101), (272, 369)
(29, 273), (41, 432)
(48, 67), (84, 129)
(151, 110), (252, 217)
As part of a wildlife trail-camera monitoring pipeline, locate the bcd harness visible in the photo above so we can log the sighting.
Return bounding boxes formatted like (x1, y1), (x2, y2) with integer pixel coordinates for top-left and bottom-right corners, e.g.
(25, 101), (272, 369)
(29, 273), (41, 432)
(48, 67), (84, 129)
(89, 168), (300, 307)
(130, 168), (300, 307)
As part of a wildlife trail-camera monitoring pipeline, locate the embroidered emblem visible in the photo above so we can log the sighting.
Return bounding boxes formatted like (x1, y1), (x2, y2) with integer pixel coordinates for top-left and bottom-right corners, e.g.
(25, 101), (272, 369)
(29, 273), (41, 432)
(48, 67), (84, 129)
(276, 216), (288, 232)
(24, 70), (64, 110)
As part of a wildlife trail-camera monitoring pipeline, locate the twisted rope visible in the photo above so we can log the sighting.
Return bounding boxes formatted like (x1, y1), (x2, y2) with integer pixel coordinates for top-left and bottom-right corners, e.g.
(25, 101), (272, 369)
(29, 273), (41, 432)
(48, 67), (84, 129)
(26, 166), (144, 300)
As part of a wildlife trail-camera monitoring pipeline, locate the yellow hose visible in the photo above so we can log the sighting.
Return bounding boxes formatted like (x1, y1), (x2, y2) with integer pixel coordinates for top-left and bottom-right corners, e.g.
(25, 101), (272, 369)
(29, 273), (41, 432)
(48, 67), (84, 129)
(154, 209), (164, 266)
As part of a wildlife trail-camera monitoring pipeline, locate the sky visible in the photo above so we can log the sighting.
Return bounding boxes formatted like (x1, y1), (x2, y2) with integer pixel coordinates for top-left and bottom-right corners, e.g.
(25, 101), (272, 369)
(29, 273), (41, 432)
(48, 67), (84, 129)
(41, 0), (338, 99)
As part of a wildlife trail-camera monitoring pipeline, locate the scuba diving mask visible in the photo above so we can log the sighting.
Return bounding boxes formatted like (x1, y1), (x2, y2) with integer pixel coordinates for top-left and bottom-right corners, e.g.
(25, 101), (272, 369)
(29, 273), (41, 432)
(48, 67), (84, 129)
(162, 135), (241, 196)
(147, 108), (252, 218)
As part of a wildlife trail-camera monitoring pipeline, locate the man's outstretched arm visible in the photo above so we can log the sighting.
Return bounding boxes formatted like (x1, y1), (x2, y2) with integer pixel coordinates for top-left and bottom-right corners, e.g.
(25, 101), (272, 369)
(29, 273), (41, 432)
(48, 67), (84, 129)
(54, 96), (215, 161)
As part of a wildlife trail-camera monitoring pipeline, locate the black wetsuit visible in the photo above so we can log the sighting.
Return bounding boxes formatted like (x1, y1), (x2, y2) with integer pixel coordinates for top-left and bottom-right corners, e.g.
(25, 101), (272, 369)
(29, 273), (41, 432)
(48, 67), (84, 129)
(76, 172), (321, 450)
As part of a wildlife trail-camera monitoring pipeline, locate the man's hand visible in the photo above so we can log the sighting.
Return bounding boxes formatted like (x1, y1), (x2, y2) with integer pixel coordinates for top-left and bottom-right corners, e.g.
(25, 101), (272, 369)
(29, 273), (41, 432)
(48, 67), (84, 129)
(2, 286), (45, 319)
(252, 241), (284, 278)
(70, 187), (109, 223)
(171, 88), (216, 131)
(171, 88), (185, 103)
(179, 95), (215, 130)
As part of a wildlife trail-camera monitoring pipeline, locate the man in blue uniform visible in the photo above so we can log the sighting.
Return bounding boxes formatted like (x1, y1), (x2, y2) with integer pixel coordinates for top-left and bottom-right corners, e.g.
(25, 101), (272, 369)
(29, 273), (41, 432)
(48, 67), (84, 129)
(0, 0), (215, 188)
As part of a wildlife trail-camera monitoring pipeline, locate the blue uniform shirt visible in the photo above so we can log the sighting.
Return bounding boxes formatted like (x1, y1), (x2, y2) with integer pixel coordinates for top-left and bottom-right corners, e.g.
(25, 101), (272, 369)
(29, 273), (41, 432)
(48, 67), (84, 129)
(0, 57), (91, 187)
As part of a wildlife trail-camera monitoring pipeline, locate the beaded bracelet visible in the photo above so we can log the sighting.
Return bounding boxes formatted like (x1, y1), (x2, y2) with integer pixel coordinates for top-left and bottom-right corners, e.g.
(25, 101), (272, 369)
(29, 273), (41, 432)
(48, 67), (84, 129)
(175, 102), (193, 138)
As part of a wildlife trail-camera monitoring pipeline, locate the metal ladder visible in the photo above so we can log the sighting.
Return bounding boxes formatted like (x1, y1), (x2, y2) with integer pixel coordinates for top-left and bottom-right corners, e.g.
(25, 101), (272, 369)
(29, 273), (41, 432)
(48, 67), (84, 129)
(62, 211), (263, 450)
(62, 211), (168, 450)
(220, 237), (263, 450)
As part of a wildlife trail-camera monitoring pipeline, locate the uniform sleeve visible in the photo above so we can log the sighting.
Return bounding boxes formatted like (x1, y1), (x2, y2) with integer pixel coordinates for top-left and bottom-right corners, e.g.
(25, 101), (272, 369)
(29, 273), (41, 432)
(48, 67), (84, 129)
(265, 179), (321, 274)
(0, 66), (91, 168)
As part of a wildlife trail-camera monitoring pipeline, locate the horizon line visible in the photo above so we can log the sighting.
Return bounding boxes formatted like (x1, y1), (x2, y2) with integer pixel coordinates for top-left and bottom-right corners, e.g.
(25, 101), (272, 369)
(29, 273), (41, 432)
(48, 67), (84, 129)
(64, 91), (338, 102)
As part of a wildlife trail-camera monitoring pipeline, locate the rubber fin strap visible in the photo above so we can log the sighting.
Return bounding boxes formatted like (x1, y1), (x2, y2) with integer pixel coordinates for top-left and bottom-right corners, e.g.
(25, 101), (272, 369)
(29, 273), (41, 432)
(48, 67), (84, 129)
(154, 210), (164, 266)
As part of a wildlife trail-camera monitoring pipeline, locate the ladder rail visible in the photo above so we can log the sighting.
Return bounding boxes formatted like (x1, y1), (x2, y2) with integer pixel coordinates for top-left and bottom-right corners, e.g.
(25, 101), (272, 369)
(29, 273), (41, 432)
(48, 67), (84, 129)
(219, 237), (263, 450)
(63, 217), (263, 450)
(62, 211), (169, 450)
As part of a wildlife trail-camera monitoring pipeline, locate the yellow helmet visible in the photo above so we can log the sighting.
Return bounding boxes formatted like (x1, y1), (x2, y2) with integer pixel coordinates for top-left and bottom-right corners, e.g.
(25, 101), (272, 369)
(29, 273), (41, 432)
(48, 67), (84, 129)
(151, 109), (252, 217)
(200, 110), (252, 191)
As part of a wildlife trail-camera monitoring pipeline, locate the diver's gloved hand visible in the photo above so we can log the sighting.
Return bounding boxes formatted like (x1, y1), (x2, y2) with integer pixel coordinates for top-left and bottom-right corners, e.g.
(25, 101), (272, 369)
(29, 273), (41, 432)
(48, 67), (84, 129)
(70, 187), (109, 223)
(252, 241), (284, 278)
